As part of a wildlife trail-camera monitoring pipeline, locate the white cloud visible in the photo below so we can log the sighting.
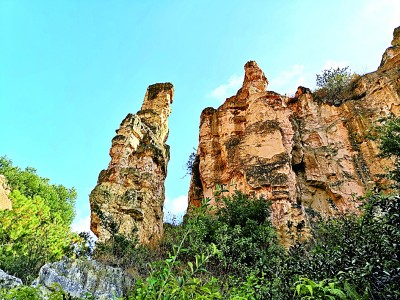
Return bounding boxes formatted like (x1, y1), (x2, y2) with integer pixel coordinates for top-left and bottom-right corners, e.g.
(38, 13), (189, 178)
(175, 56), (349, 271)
(163, 194), (188, 223)
(209, 74), (243, 102)
(269, 64), (309, 95)
(71, 215), (92, 233)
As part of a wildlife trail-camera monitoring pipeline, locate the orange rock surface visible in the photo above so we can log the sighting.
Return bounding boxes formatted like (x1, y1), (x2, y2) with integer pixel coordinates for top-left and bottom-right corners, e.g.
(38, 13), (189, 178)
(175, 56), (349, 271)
(90, 83), (173, 244)
(188, 26), (400, 245)
(0, 175), (11, 210)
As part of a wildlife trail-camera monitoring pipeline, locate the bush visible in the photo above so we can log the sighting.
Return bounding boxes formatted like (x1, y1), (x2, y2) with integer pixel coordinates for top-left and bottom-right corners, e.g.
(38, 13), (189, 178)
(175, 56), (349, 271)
(288, 193), (400, 299)
(374, 116), (400, 185)
(0, 157), (79, 283)
(314, 66), (356, 106)
(129, 231), (223, 300)
(186, 191), (284, 278)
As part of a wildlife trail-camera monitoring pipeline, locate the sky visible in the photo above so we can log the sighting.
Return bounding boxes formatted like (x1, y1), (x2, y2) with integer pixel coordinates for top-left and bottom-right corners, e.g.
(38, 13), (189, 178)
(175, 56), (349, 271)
(1, 0), (399, 233)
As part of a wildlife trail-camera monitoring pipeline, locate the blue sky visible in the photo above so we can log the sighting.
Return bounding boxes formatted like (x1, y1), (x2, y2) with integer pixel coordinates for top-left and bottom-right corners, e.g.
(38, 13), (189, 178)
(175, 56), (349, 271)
(1, 0), (399, 232)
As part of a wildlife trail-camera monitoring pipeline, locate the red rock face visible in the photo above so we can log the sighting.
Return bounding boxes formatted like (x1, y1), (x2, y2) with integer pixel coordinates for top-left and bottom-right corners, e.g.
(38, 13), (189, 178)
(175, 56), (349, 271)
(188, 27), (400, 246)
(90, 83), (173, 244)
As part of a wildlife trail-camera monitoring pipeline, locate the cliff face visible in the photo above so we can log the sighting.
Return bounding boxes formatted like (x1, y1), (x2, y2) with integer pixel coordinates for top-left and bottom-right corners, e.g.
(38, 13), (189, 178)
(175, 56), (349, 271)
(0, 175), (11, 210)
(90, 83), (173, 244)
(188, 27), (400, 245)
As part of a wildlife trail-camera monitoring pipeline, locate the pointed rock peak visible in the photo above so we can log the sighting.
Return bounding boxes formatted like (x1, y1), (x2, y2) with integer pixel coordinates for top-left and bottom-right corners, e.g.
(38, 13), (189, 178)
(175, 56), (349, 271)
(392, 25), (400, 47)
(241, 61), (268, 96)
(143, 82), (174, 107)
(141, 82), (173, 132)
(379, 25), (400, 70)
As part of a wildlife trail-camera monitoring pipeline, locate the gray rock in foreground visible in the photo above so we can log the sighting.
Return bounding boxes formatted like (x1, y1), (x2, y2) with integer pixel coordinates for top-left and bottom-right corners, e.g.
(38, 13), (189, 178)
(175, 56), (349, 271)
(32, 258), (134, 299)
(0, 269), (22, 289)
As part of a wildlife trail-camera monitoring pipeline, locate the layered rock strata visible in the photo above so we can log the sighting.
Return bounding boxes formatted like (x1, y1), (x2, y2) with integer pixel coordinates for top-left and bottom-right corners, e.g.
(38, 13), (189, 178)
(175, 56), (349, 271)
(90, 83), (173, 243)
(188, 26), (400, 245)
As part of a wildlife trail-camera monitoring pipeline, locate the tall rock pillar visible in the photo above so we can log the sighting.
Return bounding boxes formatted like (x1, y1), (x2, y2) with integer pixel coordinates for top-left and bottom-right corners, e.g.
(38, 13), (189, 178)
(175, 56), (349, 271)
(90, 83), (173, 244)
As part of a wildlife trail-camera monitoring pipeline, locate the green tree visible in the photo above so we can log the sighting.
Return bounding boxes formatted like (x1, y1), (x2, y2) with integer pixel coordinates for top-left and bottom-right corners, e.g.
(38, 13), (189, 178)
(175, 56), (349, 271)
(314, 66), (356, 106)
(0, 157), (76, 225)
(0, 157), (78, 283)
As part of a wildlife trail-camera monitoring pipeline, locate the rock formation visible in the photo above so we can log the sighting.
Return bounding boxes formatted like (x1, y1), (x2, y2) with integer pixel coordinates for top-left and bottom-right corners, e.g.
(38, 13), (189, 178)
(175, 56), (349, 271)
(0, 175), (12, 210)
(90, 83), (173, 244)
(188, 26), (400, 245)
(0, 269), (22, 289)
(32, 258), (134, 300)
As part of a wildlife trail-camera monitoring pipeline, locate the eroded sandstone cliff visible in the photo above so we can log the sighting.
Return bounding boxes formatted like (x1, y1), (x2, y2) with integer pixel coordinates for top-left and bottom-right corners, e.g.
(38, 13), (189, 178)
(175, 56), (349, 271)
(0, 175), (11, 210)
(188, 26), (400, 245)
(90, 83), (173, 243)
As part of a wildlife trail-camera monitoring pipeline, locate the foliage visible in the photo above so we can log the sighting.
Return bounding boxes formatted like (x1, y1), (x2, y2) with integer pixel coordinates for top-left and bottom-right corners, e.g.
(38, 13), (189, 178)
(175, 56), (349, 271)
(129, 230), (223, 300)
(374, 116), (400, 185)
(184, 149), (197, 177)
(0, 284), (94, 300)
(186, 190), (284, 279)
(314, 67), (356, 106)
(74, 231), (95, 258)
(0, 157), (76, 225)
(0, 157), (79, 283)
(285, 192), (400, 300)
(130, 187), (398, 299)
(0, 286), (43, 300)
(3, 112), (400, 297)
(294, 277), (352, 300)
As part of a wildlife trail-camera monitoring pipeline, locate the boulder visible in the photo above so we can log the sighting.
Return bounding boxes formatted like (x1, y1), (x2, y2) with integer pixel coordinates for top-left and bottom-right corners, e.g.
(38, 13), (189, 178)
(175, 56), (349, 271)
(0, 269), (22, 289)
(32, 258), (134, 300)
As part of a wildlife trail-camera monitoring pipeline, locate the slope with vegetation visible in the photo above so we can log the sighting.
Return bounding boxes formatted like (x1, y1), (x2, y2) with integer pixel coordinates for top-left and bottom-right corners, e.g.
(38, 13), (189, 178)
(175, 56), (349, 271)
(1, 25), (399, 300)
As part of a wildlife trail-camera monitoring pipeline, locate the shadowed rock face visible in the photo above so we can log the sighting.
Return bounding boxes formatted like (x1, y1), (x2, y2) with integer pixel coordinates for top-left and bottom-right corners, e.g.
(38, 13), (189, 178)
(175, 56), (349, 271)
(188, 26), (400, 246)
(90, 83), (173, 244)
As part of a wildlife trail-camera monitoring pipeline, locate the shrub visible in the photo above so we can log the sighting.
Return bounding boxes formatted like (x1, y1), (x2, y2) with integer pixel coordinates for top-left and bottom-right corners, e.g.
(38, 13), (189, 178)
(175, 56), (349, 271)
(314, 67), (356, 106)
(374, 116), (400, 186)
(129, 230), (223, 300)
(186, 191), (284, 277)
(0, 157), (79, 283)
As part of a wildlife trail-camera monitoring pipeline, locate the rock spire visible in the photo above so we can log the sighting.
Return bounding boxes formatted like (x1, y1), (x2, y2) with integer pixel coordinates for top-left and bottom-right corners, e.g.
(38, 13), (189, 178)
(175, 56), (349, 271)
(90, 83), (173, 244)
(188, 26), (400, 246)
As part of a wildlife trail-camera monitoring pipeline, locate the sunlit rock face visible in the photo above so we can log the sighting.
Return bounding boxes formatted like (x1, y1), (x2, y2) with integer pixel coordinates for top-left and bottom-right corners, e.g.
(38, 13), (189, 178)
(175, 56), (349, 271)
(188, 26), (400, 246)
(90, 83), (173, 244)
(0, 175), (11, 210)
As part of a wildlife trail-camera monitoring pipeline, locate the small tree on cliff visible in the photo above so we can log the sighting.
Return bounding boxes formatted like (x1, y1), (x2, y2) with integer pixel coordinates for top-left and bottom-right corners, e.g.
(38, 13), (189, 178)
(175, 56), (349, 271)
(314, 66), (356, 106)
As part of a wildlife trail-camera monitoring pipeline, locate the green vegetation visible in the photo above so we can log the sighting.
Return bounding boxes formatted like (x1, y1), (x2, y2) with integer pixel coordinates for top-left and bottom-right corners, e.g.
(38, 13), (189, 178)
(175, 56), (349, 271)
(0, 157), (79, 283)
(314, 66), (359, 106)
(374, 116), (400, 185)
(1, 117), (400, 299)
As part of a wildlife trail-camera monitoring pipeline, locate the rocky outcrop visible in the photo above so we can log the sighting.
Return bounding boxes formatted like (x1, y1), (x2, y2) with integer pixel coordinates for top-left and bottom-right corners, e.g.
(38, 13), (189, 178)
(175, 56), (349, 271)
(32, 258), (134, 300)
(0, 269), (22, 289)
(90, 83), (173, 243)
(0, 175), (11, 210)
(188, 26), (400, 245)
